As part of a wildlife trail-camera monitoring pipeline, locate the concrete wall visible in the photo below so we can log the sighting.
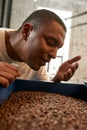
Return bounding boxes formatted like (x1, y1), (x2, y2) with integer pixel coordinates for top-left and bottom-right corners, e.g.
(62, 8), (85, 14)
(69, 14), (87, 83)
(10, 0), (87, 83)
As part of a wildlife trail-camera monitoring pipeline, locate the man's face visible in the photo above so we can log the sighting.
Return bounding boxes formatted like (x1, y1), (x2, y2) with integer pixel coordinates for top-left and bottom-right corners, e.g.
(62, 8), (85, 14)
(21, 21), (66, 70)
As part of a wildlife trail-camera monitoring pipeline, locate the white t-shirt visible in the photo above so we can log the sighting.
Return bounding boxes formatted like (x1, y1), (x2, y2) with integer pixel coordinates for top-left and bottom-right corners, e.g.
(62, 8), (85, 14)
(0, 28), (49, 81)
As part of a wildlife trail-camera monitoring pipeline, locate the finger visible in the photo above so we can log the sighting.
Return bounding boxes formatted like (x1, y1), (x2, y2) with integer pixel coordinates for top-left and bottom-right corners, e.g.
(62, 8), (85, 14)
(0, 71), (18, 82)
(65, 63), (79, 81)
(0, 68), (20, 77)
(71, 63), (79, 73)
(68, 55), (81, 64)
(0, 64), (20, 77)
(5, 63), (19, 72)
(0, 62), (19, 72)
(64, 73), (69, 81)
(64, 69), (73, 81)
(75, 62), (79, 69)
(0, 76), (9, 87)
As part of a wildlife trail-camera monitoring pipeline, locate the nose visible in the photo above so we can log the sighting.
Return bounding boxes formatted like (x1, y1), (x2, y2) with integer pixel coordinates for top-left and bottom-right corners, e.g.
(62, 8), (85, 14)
(48, 47), (58, 59)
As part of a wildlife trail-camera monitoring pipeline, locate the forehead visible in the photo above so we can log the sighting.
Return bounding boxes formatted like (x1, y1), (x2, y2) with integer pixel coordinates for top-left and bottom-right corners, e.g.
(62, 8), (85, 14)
(38, 20), (66, 42)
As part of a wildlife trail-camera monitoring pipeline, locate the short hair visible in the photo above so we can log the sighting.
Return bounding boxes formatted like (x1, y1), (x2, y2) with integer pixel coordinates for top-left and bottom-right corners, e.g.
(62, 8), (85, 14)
(19, 9), (66, 32)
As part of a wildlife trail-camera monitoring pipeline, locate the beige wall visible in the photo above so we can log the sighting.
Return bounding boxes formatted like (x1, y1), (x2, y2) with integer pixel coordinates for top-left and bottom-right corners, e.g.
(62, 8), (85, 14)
(69, 14), (87, 83)
(10, 0), (87, 83)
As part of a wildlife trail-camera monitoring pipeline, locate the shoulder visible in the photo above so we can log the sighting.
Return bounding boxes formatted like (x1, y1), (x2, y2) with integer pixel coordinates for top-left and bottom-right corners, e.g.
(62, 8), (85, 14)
(0, 27), (16, 32)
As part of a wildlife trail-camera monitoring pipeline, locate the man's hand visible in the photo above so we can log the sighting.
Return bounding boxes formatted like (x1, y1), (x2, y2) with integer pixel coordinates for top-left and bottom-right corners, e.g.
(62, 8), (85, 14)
(0, 62), (20, 87)
(52, 55), (81, 82)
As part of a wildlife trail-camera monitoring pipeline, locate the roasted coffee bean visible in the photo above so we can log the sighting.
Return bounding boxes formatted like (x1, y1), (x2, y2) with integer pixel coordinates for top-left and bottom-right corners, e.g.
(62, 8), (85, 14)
(0, 91), (87, 130)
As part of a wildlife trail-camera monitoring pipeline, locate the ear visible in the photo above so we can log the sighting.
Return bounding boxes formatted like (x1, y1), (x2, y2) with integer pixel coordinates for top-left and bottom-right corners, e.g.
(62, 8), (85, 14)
(22, 23), (33, 41)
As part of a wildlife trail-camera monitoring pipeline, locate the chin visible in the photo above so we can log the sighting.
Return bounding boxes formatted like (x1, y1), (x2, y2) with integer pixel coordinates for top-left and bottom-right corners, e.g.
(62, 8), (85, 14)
(29, 64), (41, 71)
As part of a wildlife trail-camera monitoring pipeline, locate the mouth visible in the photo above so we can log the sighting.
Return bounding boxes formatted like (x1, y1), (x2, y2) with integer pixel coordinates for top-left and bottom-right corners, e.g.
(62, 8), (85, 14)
(40, 58), (50, 66)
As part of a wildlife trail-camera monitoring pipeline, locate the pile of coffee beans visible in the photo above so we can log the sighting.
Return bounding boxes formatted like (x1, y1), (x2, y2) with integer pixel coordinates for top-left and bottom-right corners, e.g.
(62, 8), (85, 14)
(0, 91), (87, 130)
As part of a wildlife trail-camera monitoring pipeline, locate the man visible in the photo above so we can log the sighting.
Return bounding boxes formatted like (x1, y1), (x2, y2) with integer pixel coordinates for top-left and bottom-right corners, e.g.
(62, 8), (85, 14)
(0, 9), (81, 87)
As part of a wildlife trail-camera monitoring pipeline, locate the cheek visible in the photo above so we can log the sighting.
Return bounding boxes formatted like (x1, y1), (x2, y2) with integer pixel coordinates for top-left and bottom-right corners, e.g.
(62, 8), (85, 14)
(39, 39), (50, 53)
(28, 35), (49, 56)
(28, 44), (40, 58)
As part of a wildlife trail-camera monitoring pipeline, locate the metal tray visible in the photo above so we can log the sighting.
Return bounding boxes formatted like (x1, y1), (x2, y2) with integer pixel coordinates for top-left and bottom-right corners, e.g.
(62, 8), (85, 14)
(0, 79), (87, 104)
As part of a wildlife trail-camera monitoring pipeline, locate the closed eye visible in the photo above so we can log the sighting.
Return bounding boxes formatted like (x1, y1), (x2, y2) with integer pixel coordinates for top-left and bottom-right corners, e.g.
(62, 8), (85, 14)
(44, 36), (61, 48)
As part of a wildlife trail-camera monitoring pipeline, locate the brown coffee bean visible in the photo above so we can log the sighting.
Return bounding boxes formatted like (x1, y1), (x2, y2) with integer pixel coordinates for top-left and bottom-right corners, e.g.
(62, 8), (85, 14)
(0, 91), (87, 130)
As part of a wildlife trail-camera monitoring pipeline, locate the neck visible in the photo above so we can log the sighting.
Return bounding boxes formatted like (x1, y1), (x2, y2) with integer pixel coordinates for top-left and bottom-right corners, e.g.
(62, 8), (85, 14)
(5, 30), (23, 62)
